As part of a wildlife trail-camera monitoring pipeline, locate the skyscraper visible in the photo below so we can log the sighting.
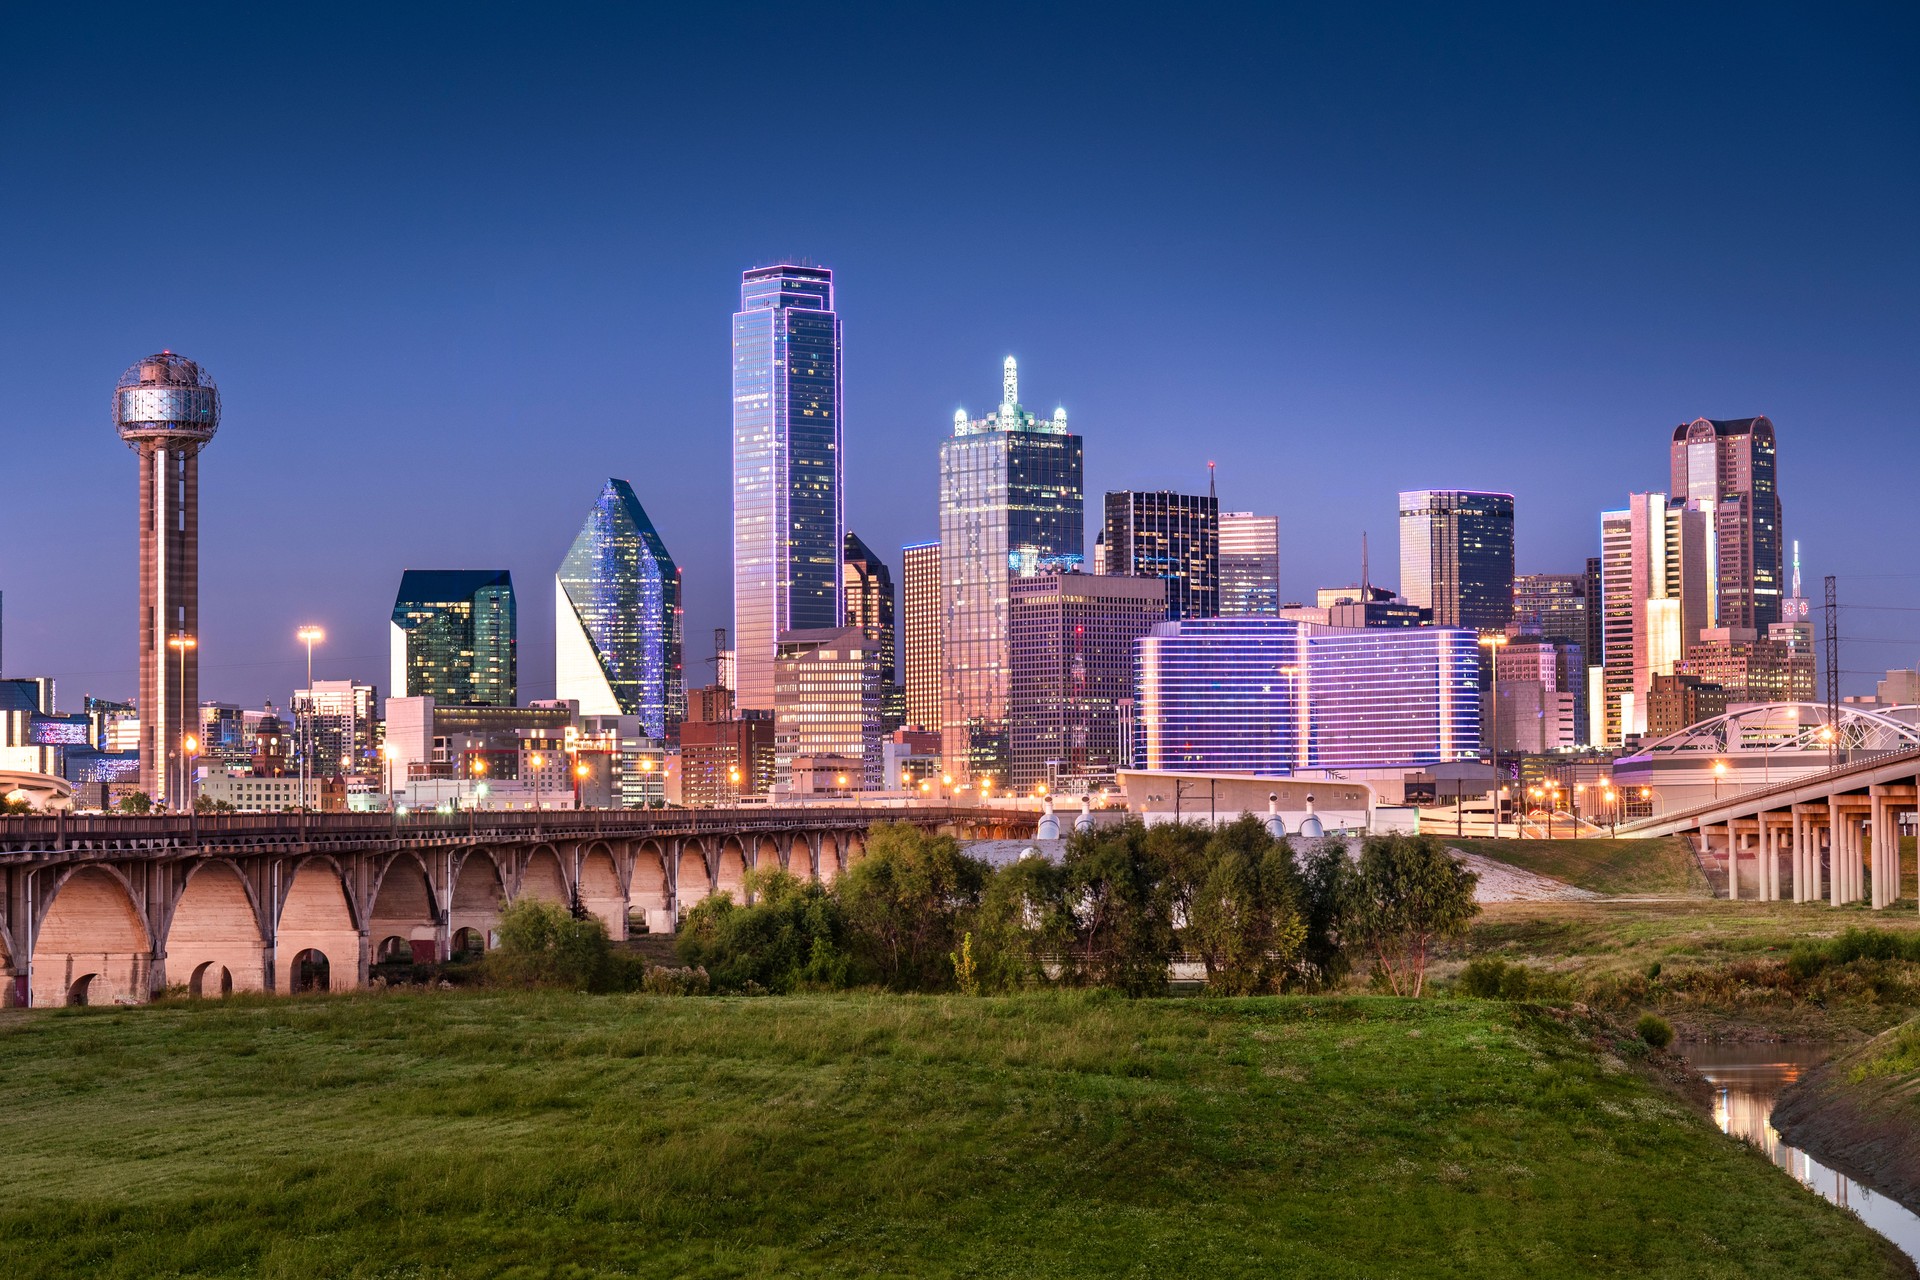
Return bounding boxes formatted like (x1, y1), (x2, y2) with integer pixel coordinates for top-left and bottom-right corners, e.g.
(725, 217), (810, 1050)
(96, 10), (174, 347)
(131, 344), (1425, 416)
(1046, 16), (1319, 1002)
(732, 264), (844, 712)
(390, 570), (517, 708)
(1008, 572), (1167, 790)
(901, 541), (942, 734)
(1670, 416), (1783, 631)
(1512, 573), (1588, 645)
(1599, 494), (1711, 744)
(939, 357), (1084, 779)
(774, 626), (883, 792)
(1102, 490), (1220, 620)
(115, 352), (220, 805)
(555, 479), (684, 739)
(1219, 512), (1280, 616)
(1397, 490), (1516, 631)
(842, 531), (903, 730)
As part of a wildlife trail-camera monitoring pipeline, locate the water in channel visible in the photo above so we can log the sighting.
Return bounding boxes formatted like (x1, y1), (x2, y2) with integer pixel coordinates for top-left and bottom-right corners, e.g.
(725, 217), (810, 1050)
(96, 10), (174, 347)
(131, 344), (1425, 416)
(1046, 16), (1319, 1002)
(1680, 1043), (1920, 1263)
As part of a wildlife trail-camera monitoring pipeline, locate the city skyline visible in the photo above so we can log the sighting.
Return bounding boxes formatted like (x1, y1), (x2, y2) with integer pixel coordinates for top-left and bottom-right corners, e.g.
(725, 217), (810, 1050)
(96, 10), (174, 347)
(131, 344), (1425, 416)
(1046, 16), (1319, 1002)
(4, 7), (1916, 710)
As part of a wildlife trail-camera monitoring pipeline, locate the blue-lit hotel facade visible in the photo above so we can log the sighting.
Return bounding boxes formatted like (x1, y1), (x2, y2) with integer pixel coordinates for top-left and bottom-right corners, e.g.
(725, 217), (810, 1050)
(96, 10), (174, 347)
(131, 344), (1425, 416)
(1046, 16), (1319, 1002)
(1135, 618), (1480, 773)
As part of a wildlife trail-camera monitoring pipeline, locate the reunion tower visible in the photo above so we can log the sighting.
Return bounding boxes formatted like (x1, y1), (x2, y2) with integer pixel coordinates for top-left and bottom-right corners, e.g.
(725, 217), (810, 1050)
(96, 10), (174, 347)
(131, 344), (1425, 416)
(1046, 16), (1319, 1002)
(114, 353), (220, 807)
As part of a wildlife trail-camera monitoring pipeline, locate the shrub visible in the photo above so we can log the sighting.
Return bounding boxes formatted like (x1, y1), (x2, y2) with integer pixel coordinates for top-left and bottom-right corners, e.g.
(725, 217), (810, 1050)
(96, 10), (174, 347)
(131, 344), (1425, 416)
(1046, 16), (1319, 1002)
(1459, 957), (1527, 1000)
(676, 868), (849, 993)
(1059, 823), (1180, 995)
(838, 825), (989, 991)
(971, 852), (1071, 991)
(485, 898), (613, 990)
(641, 965), (711, 996)
(1183, 816), (1307, 994)
(1637, 1012), (1674, 1050)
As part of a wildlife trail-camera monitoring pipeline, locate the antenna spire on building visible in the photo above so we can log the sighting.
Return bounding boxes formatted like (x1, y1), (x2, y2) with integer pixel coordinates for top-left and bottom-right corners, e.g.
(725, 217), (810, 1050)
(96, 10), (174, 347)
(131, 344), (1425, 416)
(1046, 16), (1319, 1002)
(1002, 355), (1018, 408)
(1361, 531), (1370, 597)
(1207, 460), (1216, 504)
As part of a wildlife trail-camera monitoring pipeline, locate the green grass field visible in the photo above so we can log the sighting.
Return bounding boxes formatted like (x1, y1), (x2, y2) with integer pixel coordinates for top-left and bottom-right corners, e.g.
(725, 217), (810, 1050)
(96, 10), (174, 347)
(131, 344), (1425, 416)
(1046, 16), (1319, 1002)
(1448, 837), (1708, 896)
(0, 990), (1906, 1278)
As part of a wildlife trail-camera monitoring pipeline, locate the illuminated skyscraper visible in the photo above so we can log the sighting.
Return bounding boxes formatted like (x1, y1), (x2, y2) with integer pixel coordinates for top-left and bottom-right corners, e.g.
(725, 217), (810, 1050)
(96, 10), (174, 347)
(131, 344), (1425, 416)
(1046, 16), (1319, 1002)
(1670, 416), (1782, 631)
(1102, 490), (1219, 619)
(556, 479), (684, 738)
(732, 264), (843, 712)
(1219, 512), (1280, 616)
(1599, 494), (1711, 745)
(939, 357), (1084, 779)
(901, 541), (942, 734)
(390, 571), (517, 708)
(114, 352), (220, 805)
(1398, 490), (1515, 631)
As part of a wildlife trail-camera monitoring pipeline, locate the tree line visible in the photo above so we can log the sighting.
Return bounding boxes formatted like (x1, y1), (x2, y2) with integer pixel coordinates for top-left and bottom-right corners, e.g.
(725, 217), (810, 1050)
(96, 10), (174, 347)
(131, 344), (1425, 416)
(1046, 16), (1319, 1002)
(658, 819), (1479, 997)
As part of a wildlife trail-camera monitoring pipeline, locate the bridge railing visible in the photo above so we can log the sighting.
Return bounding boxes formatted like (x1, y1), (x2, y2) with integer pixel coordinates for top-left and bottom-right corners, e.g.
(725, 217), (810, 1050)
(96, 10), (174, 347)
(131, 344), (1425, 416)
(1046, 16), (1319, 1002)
(1620, 744), (1920, 834)
(0, 805), (1015, 851)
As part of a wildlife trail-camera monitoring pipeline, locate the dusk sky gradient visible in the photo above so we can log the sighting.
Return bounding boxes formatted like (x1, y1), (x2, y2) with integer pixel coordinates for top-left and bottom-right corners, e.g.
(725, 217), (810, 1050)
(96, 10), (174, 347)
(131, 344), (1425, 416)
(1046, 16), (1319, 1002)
(4, 3), (1917, 709)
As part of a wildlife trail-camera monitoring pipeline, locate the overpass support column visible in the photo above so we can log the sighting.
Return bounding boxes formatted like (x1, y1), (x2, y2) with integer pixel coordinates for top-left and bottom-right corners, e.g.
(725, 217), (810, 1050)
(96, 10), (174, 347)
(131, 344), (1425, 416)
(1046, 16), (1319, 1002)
(1790, 810), (1804, 902)
(1872, 790), (1892, 909)
(1762, 821), (1779, 901)
(1726, 824), (1741, 900)
(1829, 799), (1843, 908)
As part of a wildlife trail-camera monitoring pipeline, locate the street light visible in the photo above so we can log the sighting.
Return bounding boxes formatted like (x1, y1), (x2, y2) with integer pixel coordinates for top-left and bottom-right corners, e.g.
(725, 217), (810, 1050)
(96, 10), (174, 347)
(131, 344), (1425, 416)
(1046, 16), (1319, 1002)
(167, 632), (197, 810)
(182, 733), (199, 814)
(529, 752), (545, 812)
(384, 743), (400, 815)
(574, 759), (591, 810)
(1712, 759), (1728, 802)
(1478, 633), (1509, 838)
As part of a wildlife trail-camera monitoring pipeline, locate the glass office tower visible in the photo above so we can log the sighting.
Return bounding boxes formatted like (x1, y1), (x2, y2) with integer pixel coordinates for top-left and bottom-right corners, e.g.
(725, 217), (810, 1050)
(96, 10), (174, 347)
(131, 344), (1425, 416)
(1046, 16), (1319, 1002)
(1134, 617), (1480, 773)
(842, 531), (903, 730)
(1398, 490), (1516, 631)
(390, 570), (517, 708)
(556, 478), (684, 739)
(1102, 490), (1220, 619)
(1219, 512), (1281, 616)
(939, 356), (1084, 780)
(732, 264), (844, 712)
(1670, 416), (1783, 631)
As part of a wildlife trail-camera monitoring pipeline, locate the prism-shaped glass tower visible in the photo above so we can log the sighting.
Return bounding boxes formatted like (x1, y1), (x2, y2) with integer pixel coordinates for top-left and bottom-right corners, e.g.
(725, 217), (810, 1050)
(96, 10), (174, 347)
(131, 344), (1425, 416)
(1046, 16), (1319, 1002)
(556, 479), (684, 738)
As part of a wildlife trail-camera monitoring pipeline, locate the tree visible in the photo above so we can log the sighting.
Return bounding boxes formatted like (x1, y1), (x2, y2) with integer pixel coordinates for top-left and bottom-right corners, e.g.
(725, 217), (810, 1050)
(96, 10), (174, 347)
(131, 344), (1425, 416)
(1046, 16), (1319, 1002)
(487, 897), (613, 990)
(1183, 816), (1307, 994)
(116, 791), (153, 814)
(1341, 834), (1479, 997)
(0, 794), (32, 816)
(194, 795), (234, 813)
(675, 867), (848, 993)
(972, 852), (1072, 991)
(1060, 823), (1178, 995)
(837, 824), (990, 990)
(1296, 839), (1356, 990)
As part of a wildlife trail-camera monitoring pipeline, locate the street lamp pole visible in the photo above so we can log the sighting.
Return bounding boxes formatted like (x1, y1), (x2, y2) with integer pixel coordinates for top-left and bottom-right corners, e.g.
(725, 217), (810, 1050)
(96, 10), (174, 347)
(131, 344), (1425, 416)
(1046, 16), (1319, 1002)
(1478, 633), (1509, 838)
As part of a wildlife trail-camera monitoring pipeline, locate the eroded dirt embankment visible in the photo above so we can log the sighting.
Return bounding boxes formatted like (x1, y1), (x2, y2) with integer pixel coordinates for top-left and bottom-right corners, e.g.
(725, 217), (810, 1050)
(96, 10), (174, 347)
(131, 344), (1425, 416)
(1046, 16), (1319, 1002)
(1774, 1024), (1920, 1213)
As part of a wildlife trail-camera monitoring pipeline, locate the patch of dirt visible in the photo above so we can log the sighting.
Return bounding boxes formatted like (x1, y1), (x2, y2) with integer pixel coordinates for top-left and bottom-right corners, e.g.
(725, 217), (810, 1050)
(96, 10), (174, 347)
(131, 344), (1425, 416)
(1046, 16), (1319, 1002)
(1448, 849), (1602, 903)
(1774, 1027), (1920, 1215)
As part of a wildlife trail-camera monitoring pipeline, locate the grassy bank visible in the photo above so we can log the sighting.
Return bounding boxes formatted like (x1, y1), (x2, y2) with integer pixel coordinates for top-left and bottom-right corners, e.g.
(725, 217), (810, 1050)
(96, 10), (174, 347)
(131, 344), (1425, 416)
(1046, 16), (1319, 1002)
(1452, 899), (1920, 1039)
(0, 991), (1907, 1278)
(1773, 1014), (1920, 1212)
(1447, 837), (1707, 896)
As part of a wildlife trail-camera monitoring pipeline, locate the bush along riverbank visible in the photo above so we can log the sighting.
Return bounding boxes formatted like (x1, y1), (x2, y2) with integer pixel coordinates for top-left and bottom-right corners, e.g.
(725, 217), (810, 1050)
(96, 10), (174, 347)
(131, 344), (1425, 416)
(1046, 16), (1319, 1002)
(1774, 1014), (1920, 1215)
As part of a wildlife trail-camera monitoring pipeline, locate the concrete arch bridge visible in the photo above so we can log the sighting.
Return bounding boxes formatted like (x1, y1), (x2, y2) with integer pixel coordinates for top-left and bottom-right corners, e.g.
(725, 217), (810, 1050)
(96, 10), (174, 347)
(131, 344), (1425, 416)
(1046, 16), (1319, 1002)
(0, 806), (1024, 1007)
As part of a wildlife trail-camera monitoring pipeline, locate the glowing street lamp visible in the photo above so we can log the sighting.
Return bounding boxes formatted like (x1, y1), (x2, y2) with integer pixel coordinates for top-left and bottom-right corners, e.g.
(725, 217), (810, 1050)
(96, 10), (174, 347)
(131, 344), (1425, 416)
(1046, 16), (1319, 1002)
(1712, 759), (1728, 802)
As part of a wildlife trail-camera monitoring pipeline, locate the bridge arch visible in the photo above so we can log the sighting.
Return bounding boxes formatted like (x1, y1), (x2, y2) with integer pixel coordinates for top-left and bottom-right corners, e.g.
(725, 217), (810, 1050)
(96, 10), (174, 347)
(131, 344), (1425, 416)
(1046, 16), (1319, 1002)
(677, 840), (712, 916)
(578, 842), (625, 939)
(754, 835), (782, 879)
(276, 857), (360, 993)
(842, 830), (865, 862)
(164, 859), (266, 995)
(783, 836), (813, 881)
(716, 837), (748, 902)
(517, 845), (570, 905)
(450, 849), (509, 948)
(632, 840), (671, 931)
(32, 865), (152, 1007)
(818, 833), (842, 885)
(368, 852), (439, 966)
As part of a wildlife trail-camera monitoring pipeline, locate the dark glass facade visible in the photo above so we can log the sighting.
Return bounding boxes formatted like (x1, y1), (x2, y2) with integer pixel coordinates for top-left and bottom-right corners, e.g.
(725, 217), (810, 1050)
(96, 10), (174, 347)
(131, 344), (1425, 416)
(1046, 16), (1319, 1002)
(556, 479), (684, 739)
(1397, 490), (1515, 633)
(843, 530), (903, 730)
(1102, 490), (1220, 620)
(390, 569), (517, 707)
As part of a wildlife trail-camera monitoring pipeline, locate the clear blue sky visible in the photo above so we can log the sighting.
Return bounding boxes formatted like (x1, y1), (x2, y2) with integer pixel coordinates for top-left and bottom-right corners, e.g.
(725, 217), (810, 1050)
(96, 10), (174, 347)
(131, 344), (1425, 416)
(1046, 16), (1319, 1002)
(3, 2), (1916, 707)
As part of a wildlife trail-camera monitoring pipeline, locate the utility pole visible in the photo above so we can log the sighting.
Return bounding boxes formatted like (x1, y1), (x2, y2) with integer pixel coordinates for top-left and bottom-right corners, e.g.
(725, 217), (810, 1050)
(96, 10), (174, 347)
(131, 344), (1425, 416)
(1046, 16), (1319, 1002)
(1824, 575), (1839, 768)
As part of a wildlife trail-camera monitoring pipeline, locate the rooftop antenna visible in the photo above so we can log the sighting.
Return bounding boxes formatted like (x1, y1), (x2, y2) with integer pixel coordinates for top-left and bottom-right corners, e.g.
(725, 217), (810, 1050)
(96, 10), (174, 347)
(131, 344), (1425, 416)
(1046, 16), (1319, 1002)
(1002, 355), (1018, 409)
(706, 627), (727, 680)
(1361, 532), (1370, 598)
(1207, 461), (1216, 505)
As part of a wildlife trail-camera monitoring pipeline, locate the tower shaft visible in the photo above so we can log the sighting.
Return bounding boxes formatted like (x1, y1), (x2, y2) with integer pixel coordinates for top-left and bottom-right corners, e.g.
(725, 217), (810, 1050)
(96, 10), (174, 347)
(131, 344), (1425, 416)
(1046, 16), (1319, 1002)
(139, 444), (201, 803)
